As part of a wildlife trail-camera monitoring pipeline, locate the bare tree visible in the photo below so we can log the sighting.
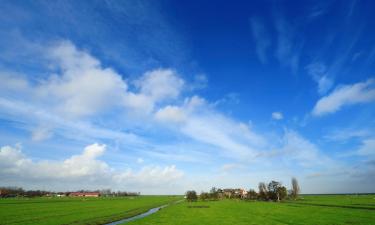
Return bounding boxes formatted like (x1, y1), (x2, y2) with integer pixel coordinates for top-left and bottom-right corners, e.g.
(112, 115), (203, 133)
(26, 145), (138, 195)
(291, 177), (300, 199)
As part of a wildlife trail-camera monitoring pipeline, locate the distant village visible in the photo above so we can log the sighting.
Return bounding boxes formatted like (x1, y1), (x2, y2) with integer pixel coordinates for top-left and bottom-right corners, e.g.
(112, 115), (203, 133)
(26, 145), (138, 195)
(0, 187), (139, 198)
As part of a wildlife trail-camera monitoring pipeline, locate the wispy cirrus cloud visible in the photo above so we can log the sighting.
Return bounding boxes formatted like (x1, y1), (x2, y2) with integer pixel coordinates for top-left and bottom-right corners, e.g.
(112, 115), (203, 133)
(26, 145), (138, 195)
(306, 62), (334, 95)
(249, 17), (271, 64)
(274, 15), (302, 74)
(312, 79), (375, 116)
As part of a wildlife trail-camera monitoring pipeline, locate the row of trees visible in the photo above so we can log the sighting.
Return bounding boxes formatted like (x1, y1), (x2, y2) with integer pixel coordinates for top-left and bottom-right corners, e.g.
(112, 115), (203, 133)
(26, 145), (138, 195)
(246, 178), (300, 201)
(96, 189), (140, 197)
(0, 187), (50, 197)
(0, 187), (140, 198)
(186, 177), (300, 202)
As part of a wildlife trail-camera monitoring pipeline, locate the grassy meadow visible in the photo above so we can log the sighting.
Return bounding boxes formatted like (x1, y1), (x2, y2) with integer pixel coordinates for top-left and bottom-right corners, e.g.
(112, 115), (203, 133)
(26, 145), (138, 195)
(1, 195), (374, 225)
(0, 196), (180, 225)
(127, 195), (375, 225)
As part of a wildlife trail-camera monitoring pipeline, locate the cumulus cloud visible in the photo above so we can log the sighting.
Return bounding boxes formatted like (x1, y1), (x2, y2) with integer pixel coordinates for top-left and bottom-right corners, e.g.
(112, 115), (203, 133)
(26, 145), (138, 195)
(137, 69), (184, 101)
(272, 112), (283, 120)
(124, 69), (185, 114)
(0, 144), (183, 192)
(1, 41), (186, 119)
(0, 143), (110, 180)
(313, 79), (375, 116)
(40, 41), (128, 118)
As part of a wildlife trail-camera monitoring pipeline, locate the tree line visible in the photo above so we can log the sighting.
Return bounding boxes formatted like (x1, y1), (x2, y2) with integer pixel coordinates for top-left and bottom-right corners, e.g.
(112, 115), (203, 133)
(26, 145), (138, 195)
(186, 177), (300, 202)
(0, 187), (140, 198)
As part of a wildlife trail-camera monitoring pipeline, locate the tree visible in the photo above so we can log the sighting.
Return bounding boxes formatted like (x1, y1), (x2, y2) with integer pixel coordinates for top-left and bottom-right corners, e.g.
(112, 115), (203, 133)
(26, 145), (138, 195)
(291, 177), (300, 199)
(209, 187), (219, 200)
(267, 181), (281, 201)
(246, 189), (258, 200)
(186, 190), (198, 202)
(200, 192), (209, 201)
(277, 186), (288, 200)
(258, 182), (268, 200)
(268, 181), (287, 201)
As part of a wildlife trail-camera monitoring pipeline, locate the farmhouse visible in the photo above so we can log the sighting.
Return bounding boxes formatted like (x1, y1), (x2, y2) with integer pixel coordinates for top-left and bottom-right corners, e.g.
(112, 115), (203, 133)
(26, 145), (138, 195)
(69, 192), (100, 197)
(221, 188), (248, 199)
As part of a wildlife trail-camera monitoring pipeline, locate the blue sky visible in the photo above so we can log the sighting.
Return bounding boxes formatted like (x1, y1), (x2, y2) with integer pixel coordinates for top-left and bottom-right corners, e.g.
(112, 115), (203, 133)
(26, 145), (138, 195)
(0, 0), (374, 194)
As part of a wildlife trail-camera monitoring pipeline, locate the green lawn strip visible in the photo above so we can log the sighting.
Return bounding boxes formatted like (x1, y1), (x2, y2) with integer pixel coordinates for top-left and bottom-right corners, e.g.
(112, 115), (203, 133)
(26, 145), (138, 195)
(126, 198), (375, 225)
(0, 196), (179, 225)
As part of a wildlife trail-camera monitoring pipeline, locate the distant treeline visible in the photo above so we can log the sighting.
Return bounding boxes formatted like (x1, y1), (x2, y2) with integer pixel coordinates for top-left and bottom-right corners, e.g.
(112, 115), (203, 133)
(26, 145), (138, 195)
(186, 178), (300, 202)
(0, 187), (140, 198)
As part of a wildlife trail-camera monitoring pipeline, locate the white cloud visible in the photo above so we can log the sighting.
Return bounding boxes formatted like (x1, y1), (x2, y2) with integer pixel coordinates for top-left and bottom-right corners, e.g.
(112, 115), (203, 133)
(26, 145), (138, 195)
(324, 129), (372, 142)
(154, 96), (266, 159)
(278, 130), (331, 167)
(154, 95), (205, 123)
(114, 165), (183, 186)
(313, 79), (375, 116)
(357, 138), (375, 156)
(272, 112), (283, 120)
(123, 92), (154, 113)
(0, 97), (142, 144)
(40, 41), (128, 118)
(275, 16), (300, 73)
(0, 143), (110, 179)
(306, 62), (333, 95)
(123, 69), (185, 114)
(0, 144), (184, 193)
(0, 41), (190, 142)
(181, 112), (266, 159)
(31, 126), (53, 141)
(137, 69), (184, 102)
(1, 41), (186, 120)
(155, 105), (187, 123)
(0, 72), (29, 92)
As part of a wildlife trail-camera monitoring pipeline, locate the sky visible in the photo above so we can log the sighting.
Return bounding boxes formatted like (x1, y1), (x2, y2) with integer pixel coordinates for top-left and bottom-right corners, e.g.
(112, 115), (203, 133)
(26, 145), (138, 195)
(0, 0), (375, 194)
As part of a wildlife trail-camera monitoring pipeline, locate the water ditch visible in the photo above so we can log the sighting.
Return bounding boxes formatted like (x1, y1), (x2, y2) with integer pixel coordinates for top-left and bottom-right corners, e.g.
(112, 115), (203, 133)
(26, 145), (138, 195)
(105, 200), (183, 225)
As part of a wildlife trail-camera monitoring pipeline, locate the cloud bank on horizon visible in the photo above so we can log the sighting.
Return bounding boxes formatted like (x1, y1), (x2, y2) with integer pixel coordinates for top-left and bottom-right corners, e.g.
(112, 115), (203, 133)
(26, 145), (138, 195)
(0, 0), (374, 194)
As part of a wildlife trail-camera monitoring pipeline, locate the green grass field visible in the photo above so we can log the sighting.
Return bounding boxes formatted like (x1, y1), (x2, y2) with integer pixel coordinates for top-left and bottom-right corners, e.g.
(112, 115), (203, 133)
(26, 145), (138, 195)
(1, 195), (374, 225)
(127, 195), (375, 225)
(0, 196), (180, 225)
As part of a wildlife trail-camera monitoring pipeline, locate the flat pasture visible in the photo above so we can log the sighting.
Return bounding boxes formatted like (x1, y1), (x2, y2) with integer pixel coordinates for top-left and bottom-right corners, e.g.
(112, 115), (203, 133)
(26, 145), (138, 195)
(0, 196), (179, 225)
(127, 195), (375, 225)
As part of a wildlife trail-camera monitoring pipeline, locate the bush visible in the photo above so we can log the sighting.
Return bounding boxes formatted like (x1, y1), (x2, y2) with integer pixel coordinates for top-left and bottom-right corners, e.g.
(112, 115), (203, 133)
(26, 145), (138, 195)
(186, 190), (198, 202)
